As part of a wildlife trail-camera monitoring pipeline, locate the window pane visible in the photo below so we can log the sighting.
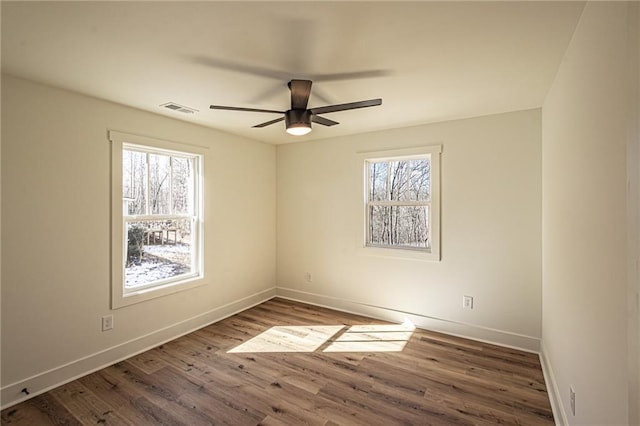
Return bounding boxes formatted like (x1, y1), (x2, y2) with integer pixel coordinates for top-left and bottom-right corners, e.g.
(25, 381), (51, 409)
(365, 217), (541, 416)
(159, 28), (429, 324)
(122, 150), (147, 215)
(149, 153), (171, 215)
(396, 205), (430, 248)
(368, 205), (429, 249)
(125, 218), (194, 289)
(368, 161), (388, 201)
(409, 158), (430, 201)
(172, 157), (193, 215)
(389, 161), (409, 201)
(369, 205), (391, 245)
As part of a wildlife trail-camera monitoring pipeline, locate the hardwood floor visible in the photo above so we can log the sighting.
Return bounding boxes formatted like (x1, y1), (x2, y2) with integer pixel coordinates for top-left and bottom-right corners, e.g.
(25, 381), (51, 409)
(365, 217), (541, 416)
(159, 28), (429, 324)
(1, 298), (554, 425)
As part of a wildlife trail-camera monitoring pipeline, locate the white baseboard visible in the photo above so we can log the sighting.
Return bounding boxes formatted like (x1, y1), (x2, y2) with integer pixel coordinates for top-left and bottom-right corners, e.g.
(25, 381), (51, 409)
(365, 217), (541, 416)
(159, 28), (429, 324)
(1, 287), (277, 410)
(540, 340), (568, 426)
(276, 287), (541, 353)
(1, 286), (543, 410)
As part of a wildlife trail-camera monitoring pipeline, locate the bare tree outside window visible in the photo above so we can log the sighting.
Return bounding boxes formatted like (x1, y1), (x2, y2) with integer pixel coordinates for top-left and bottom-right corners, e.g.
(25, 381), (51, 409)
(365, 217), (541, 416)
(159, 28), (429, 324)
(366, 157), (431, 250)
(123, 147), (198, 290)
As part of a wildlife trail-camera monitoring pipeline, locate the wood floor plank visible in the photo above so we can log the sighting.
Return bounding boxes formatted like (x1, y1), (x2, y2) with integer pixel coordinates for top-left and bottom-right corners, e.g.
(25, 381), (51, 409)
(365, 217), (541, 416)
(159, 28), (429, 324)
(103, 361), (216, 425)
(1, 393), (82, 425)
(49, 380), (132, 425)
(1, 298), (554, 425)
(369, 348), (549, 409)
(125, 349), (170, 375)
(152, 365), (264, 426)
(78, 369), (167, 425)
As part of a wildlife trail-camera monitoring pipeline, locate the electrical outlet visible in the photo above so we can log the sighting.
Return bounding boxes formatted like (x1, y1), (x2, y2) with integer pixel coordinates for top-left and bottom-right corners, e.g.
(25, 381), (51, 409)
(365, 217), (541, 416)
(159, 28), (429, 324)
(305, 272), (313, 283)
(102, 315), (114, 332)
(463, 295), (474, 309)
(570, 386), (576, 416)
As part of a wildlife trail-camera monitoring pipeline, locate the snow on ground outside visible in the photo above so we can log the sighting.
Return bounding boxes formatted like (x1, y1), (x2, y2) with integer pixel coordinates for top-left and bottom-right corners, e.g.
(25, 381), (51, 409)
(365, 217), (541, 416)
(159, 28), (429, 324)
(125, 243), (191, 288)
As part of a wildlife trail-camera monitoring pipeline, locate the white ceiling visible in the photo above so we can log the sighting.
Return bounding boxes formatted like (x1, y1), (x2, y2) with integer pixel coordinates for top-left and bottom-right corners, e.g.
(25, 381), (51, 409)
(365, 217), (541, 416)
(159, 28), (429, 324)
(1, 1), (585, 145)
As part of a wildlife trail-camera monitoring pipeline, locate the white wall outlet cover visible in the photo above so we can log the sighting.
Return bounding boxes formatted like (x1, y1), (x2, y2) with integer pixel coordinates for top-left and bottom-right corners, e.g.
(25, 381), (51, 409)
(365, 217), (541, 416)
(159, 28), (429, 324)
(463, 295), (474, 309)
(102, 315), (114, 331)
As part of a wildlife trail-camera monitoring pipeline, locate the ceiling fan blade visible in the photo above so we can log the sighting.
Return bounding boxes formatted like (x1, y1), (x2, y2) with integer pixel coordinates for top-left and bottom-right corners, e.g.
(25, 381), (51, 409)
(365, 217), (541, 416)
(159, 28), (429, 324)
(192, 56), (290, 81)
(210, 105), (284, 114)
(253, 116), (285, 128)
(311, 115), (339, 127)
(312, 70), (393, 82)
(289, 80), (312, 110)
(310, 99), (382, 115)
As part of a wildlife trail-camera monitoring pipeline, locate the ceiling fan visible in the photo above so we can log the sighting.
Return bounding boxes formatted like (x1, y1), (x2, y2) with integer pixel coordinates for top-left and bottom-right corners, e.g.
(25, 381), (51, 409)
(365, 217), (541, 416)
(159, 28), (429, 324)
(209, 79), (382, 136)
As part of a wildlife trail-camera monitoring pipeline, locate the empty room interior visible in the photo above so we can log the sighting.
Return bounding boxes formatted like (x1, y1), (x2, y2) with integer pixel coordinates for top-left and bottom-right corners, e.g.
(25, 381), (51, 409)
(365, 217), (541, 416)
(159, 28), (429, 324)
(1, 1), (639, 425)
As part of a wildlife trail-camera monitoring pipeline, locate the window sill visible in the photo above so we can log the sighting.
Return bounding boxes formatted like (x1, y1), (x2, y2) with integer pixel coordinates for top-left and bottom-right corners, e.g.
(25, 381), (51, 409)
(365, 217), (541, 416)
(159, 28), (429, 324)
(357, 245), (441, 262)
(113, 275), (205, 309)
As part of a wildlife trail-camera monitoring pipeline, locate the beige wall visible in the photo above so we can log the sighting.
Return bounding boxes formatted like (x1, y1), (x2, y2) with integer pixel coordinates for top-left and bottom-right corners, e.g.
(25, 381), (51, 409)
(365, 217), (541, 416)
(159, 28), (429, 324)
(629, 3), (640, 425)
(277, 109), (542, 348)
(541, 2), (637, 425)
(1, 75), (276, 404)
(636, 4), (640, 422)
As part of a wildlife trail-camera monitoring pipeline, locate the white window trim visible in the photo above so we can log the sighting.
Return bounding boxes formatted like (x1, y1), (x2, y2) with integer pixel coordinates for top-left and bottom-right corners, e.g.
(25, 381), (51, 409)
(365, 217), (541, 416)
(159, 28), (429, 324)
(357, 144), (442, 261)
(109, 131), (206, 309)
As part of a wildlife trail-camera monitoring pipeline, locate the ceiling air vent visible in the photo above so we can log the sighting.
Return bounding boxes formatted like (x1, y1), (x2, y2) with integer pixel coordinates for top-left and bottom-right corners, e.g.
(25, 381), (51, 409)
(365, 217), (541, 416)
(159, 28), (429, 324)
(160, 102), (198, 114)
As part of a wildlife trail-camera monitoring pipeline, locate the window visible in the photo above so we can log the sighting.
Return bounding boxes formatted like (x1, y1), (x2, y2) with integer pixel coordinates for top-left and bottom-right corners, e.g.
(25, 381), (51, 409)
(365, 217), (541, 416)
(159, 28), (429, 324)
(361, 145), (441, 260)
(110, 131), (205, 308)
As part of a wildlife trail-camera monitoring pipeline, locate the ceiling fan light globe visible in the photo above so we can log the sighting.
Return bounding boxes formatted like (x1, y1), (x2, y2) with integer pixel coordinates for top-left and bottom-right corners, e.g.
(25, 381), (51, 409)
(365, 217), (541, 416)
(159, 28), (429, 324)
(286, 124), (312, 136)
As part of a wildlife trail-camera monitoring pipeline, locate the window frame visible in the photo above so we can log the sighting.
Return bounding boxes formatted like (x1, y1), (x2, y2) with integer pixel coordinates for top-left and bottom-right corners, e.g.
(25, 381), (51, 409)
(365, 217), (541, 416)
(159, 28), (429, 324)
(359, 145), (442, 261)
(110, 131), (206, 309)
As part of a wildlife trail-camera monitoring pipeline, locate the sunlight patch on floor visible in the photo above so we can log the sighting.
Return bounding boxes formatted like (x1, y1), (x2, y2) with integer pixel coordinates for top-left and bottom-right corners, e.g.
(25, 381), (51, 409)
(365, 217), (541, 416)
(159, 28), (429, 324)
(323, 322), (415, 353)
(227, 325), (344, 353)
(228, 320), (415, 354)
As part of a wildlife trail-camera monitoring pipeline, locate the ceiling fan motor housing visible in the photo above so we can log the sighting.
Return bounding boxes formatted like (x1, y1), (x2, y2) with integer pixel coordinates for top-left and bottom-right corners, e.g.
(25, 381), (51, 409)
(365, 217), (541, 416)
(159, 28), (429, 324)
(285, 109), (312, 129)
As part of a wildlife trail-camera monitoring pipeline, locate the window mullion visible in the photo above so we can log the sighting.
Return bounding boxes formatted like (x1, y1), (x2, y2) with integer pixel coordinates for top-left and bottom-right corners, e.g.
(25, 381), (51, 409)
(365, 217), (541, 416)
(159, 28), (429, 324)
(190, 158), (195, 217)
(407, 161), (413, 201)
(124, 214), (191, 221)
(169, 156), (174, 215)
(386, 162), (391, 201)
(386, 162), (391, 245)
(365, 162), (370, 245)
(369, 200), (428, 207)
(128, 152), (134, 201)
(145, 152), (150, 215)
